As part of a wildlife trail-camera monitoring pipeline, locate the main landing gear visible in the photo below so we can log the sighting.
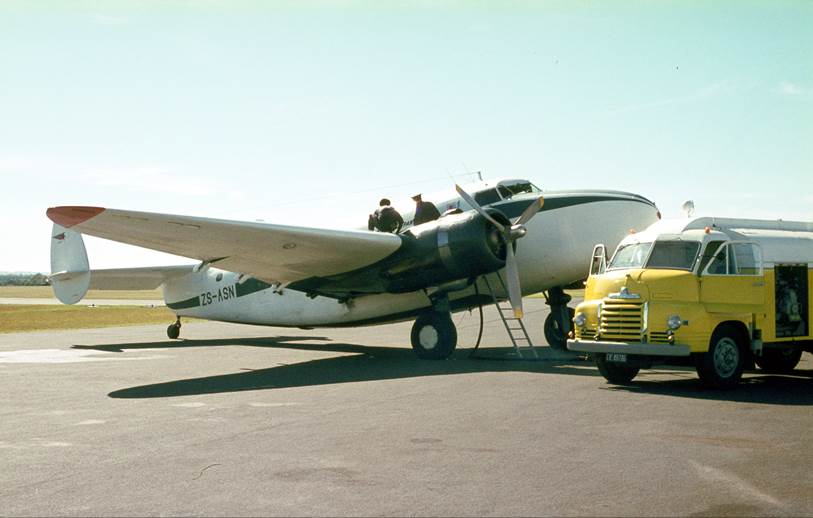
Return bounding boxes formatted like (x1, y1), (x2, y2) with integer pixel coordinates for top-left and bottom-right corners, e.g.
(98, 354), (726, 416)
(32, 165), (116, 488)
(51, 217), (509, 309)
(543, 286), (574, 350)
(167, 317), (181, 340)
(410, 296), (457, 360)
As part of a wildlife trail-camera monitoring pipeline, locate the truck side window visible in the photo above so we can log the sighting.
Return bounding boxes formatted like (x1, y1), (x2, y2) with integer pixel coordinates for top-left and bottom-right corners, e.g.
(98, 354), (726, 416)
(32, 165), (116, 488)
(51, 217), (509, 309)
(706, 245), (728, 275)
(732, 243), (761, 275)
(700, 241), (726, 274)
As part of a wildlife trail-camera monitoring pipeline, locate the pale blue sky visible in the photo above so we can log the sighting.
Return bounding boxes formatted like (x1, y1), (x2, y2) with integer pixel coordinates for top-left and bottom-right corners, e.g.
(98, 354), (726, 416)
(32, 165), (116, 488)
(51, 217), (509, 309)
(1, 1), (811, 272)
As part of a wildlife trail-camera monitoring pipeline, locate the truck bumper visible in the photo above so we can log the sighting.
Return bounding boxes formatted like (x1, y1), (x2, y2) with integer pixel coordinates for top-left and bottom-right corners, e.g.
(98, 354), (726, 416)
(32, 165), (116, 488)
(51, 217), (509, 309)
(567, 339), (691, 357)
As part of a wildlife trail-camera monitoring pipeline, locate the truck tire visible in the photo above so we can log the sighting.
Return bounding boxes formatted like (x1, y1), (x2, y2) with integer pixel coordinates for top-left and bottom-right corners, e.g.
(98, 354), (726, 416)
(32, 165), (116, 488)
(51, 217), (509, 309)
(755, 348), (803, 374)
(696, 325), (746, 389)
(595, 353), (639, 385)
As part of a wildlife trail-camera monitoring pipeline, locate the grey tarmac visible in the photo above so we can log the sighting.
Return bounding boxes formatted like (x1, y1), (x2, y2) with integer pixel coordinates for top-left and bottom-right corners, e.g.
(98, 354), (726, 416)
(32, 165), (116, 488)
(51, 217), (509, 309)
(0, 298), (811, 516)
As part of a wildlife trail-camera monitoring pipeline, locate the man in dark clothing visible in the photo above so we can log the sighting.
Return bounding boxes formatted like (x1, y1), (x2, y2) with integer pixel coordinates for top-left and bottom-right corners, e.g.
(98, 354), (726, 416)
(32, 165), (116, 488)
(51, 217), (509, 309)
(411, 193), (441, 226)
(368, 198), (404, 233)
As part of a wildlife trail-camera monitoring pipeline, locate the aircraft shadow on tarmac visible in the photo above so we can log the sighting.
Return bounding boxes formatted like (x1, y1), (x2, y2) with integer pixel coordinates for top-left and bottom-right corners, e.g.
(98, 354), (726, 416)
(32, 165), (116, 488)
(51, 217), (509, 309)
(71, 336), (594, 399)
(73, 337), (813, 405)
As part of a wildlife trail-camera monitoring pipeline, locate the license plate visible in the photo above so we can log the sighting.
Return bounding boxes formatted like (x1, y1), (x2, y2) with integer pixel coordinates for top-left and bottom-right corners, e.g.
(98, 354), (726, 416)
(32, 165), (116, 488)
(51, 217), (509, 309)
(606, 353), (627, 363)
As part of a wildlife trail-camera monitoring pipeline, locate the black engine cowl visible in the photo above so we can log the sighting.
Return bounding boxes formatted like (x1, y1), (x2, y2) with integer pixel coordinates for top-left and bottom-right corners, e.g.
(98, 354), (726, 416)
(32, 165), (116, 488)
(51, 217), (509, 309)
(381, 209), (509, 293)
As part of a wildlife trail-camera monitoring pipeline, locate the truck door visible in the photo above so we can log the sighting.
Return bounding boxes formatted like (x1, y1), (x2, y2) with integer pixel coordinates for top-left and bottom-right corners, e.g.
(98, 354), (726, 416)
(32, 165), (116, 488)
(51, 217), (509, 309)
(589, 244), (607, 276)
(700, 242), (765, 312)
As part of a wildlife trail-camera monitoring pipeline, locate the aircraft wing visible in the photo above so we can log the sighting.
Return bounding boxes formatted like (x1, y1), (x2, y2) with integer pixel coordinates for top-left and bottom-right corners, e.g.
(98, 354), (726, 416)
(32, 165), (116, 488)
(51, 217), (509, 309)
(46, 206), (402, 288)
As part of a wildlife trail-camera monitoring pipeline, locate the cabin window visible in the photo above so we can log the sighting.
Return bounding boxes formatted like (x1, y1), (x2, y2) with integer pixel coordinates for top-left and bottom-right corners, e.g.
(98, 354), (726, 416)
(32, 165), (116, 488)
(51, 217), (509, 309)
(645, 241), (700, 271)
(608, 242), (653, 270)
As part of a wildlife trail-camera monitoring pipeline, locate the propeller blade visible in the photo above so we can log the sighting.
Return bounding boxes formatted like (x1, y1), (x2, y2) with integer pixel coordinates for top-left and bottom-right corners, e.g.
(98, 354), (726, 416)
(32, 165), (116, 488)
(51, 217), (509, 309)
(455, 184), (506, 232)
(514, 195), (545, 226)
(504, 244), (524, 319)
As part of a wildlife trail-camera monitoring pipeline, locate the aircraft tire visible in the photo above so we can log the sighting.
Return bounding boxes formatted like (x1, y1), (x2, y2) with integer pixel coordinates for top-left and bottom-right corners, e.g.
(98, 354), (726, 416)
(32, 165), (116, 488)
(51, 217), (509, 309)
(544, 307), (575, 350)
(411, 311), (457, 360)
(595, 353), (639, 384)
(167, 323), (181, 340)
(695, 325), (745, 389)
(755, 347), (803, 374)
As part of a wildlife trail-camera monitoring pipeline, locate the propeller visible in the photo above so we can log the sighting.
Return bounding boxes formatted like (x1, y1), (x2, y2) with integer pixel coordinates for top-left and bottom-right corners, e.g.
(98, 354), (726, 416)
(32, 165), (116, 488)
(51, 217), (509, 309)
(455, 185), (544, 318)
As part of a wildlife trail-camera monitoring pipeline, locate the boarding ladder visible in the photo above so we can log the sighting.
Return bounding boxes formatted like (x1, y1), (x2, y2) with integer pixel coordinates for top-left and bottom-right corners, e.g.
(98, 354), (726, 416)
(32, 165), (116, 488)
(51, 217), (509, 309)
(473, 273), (539, 360)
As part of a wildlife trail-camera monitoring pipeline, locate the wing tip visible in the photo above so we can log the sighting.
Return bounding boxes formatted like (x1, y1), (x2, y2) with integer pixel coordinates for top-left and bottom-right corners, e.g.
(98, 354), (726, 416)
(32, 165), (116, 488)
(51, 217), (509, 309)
(46, 206), (106, 228)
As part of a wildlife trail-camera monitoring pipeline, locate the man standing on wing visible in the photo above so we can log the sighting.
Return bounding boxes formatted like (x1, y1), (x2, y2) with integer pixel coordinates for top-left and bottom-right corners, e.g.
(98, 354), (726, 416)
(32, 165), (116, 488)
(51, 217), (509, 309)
(411, 193), (440, 226)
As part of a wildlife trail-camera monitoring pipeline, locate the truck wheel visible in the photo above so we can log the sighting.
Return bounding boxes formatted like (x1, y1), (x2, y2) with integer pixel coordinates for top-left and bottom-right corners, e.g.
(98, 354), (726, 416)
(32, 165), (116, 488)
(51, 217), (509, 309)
(544, 307), (575, 350)
(755, 348), (803, 374)
(696, 325), (745, 389)
(411, 312), (457, 360)
(595, 353), (639, 384)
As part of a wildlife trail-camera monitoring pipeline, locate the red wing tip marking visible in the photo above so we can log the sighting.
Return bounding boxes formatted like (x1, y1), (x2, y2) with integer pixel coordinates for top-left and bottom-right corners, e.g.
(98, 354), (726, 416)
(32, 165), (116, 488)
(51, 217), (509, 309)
(46, 206), (106, 228)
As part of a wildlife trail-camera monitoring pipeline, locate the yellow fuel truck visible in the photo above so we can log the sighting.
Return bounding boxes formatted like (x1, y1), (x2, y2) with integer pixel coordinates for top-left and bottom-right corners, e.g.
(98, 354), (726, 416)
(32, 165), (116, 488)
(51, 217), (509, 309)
(567, 217), (813, 388)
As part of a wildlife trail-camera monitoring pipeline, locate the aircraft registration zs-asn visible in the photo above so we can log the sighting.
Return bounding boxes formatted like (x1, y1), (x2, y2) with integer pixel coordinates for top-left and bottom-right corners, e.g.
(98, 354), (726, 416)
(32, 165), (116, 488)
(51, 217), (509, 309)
(47, 179), (659, 358)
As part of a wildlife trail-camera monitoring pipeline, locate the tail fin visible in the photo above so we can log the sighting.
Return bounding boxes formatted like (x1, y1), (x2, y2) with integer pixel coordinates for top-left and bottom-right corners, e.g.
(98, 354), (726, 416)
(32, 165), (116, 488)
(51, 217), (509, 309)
(49, 223), (90, 304)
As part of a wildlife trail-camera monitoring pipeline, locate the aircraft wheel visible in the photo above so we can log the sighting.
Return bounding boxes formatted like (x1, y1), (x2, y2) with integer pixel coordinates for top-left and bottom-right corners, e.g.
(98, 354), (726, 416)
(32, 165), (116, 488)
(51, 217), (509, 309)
(167, 322), (181, 340)
(755, 347), (802, 374)
(411, 312), (457, 360)
(696, 325), (745, 389)
(595, 353), (639, 384)
(544, 307), (575, 350)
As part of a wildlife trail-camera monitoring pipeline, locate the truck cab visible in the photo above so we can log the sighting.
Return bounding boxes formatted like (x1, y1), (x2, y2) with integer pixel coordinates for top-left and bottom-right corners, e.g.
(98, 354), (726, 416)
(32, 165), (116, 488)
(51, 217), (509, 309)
(568, 217), (813, 388)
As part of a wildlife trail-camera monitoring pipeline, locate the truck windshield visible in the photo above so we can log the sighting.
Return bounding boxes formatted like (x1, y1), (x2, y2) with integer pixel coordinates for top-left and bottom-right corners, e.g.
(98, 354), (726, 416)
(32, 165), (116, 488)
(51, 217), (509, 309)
(608, 242), (653, 270)
(645, 241), (701, 270)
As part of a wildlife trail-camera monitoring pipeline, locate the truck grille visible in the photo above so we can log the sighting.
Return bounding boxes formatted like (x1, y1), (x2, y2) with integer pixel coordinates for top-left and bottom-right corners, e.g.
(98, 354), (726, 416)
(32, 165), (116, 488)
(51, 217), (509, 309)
(649, 331), (670, 344)
(600, 299), (645, 342)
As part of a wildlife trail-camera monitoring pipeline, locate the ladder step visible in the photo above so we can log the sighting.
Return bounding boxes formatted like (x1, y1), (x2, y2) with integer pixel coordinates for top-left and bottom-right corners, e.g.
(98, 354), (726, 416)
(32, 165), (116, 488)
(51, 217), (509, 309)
(481, 274), (538, 354)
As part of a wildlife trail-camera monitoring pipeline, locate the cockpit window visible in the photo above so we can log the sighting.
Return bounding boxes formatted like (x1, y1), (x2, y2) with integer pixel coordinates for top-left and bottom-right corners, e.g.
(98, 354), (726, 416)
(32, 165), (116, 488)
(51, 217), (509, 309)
(608, 242), (653, 270)
(474, 188), (502, 206)
(645, 241), (700, 270)
(499, 182), (541, 198)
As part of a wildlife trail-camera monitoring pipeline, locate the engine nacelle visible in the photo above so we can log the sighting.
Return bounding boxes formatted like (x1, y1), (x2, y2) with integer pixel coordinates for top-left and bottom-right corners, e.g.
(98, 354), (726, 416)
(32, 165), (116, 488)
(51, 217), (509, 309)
(381, 209), (509, 293)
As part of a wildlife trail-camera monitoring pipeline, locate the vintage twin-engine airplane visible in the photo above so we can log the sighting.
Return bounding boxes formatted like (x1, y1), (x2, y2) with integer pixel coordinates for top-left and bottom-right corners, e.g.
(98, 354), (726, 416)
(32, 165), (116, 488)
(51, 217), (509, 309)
(47, 178), (660, 358)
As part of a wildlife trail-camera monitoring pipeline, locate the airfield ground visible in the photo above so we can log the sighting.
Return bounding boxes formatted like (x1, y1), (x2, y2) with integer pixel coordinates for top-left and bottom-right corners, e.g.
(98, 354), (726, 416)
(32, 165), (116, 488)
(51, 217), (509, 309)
(0, 298), (811, 516)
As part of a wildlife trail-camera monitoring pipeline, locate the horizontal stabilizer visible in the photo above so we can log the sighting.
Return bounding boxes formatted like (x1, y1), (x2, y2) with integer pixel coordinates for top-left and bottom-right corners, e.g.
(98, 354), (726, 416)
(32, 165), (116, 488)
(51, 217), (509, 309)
(85, 265), (196, 290)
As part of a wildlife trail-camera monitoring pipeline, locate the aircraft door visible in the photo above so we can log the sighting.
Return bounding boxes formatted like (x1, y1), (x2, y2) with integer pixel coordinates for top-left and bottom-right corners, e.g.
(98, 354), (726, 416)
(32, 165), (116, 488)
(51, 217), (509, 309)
(700, 242), (765, 311)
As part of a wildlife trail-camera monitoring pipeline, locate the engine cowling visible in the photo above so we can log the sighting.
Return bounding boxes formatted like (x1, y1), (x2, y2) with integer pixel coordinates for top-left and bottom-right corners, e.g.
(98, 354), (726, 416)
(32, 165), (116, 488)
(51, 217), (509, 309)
(381, 209), (510, 293)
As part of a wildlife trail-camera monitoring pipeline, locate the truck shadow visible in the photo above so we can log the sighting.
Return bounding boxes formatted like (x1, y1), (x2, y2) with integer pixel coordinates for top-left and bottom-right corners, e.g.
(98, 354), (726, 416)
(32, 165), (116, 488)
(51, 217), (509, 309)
(605, 368), (813, 405)
(84, 337), (594, 399)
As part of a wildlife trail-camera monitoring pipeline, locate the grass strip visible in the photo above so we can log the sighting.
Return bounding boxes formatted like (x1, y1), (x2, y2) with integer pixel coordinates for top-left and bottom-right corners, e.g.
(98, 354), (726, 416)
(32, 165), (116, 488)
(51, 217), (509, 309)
(0, 286), (163, 300)
(0, 304), (177, 334)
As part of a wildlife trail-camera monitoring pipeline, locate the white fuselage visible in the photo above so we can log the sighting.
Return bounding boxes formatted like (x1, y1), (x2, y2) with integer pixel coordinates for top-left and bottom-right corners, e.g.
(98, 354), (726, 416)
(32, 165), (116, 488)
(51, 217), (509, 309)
(163, 195), (659, 328)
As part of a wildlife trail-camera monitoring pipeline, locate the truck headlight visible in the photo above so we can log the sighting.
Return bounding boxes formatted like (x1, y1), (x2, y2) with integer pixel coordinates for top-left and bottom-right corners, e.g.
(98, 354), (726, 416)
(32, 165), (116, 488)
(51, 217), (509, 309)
(667, 314), (682, 330)
(573, 312), (586, 328)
